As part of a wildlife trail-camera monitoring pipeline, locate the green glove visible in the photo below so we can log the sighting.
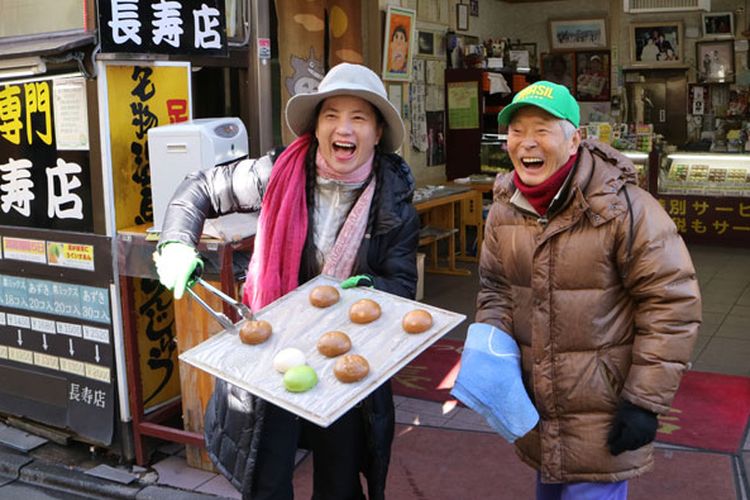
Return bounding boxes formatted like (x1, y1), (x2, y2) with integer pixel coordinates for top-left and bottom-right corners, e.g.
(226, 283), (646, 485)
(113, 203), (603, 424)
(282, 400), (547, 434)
(340, 274), (374, 289)
(154, 242), (203, 299)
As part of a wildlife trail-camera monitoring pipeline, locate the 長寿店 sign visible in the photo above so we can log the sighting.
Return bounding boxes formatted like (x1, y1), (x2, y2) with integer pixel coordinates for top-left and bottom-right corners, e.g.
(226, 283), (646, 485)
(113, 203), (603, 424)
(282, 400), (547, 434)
(98, 0), (227, 56)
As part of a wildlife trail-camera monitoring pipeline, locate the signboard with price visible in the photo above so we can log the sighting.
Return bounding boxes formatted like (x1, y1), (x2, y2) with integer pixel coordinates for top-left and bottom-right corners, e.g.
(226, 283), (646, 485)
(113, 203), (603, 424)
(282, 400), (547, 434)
(0, 226), (114, 445)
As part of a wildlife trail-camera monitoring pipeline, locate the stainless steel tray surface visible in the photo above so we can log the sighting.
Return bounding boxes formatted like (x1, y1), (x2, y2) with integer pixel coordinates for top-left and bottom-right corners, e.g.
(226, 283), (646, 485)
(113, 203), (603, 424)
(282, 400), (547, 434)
(179, 275), (466, 427)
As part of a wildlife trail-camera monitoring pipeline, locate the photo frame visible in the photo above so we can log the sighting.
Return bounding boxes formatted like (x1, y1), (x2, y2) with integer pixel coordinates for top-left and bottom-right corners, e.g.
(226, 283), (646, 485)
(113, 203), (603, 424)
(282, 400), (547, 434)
(688, 84), (710, 116)
(510, 42), (538, 68)
(701, 12), (734, 38)
(575, 51), (610, 101)
(630, 22), (683, 67)
(470, 0), (479, 17)
(541, 52), (576, 93)
(509, 50), (531, 70)
(417, 30), (435, 56)
(382, 6), (416, 82)
(696, 40), (735, 83)
(456, 3), (469, 31)
(548, 18), (608, 51)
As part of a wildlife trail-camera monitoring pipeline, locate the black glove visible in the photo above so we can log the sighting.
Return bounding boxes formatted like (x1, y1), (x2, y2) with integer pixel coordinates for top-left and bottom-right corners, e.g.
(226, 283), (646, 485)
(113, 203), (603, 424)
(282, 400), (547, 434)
(607, 400), (659, 456)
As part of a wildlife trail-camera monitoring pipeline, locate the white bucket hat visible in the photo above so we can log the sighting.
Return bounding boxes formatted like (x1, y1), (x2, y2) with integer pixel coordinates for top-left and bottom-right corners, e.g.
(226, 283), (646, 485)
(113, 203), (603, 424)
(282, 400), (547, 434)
(285, 63), (405, 153)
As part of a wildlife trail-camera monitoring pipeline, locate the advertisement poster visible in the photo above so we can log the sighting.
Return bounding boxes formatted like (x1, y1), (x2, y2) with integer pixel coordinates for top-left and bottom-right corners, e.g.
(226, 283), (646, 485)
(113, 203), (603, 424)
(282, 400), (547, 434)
(105, 62), (191, 409)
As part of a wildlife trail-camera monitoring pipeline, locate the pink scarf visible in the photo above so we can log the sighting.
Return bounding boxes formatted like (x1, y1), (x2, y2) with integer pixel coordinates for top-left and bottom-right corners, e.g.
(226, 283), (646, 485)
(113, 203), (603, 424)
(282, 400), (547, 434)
(321, 178), (376, 279)
(243, 134), (311, 311)
(316, 150), (374, 183)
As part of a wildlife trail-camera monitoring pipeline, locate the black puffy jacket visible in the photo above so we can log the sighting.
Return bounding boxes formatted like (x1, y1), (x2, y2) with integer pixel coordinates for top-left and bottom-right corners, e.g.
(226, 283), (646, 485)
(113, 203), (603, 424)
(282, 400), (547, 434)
(162, 150), (419, 498)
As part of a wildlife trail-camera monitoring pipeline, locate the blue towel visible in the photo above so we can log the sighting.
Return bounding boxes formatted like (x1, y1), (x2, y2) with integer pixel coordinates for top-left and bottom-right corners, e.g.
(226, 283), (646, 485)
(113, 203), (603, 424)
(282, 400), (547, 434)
(451, 323), (539, 443)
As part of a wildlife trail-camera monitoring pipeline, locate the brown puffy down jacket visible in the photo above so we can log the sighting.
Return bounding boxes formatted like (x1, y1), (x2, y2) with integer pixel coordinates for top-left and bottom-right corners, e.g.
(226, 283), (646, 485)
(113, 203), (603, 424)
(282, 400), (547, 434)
(476, 139), (701, 483)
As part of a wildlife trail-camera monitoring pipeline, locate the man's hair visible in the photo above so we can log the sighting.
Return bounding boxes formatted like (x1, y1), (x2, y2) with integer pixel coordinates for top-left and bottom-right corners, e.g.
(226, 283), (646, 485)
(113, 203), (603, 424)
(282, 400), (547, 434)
(559, 119), (577, 140)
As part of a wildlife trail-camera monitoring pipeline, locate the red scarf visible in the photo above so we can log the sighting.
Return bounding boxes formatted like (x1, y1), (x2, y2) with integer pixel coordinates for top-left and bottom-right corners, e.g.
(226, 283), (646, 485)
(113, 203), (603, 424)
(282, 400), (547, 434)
(243, 134), (311, 311)
(513, 153), (578, 216)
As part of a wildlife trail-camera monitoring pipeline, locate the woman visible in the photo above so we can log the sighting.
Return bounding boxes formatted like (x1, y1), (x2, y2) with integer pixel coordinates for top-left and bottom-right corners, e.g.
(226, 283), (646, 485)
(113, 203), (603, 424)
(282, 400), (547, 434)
(154, 63), (419, 499)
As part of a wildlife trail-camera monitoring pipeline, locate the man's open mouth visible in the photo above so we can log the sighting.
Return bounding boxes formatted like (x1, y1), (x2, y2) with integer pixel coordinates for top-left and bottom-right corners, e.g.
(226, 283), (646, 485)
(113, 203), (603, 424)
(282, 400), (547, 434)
(521, 157), (544, 169)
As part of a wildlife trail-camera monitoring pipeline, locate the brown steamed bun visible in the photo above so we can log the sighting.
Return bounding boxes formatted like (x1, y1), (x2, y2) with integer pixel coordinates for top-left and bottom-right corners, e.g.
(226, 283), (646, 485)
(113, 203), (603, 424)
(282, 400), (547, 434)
(402, 309), (433, 334)
(309, 285), (340, 308)
(333, 354), (370, 383)
(317, 331), (352, 357)
(349, 299), (381, 324)
(239, 319), (272, 345)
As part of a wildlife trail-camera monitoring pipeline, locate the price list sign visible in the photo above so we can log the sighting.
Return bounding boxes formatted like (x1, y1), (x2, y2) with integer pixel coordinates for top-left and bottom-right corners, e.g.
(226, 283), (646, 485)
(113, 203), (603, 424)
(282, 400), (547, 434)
(0, 230), (114, 445)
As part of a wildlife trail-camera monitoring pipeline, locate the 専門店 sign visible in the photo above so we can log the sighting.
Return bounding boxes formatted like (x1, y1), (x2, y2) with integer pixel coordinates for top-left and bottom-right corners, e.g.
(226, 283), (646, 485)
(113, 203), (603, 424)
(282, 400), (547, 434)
(0, 76), (93, 233)
(98, 0), (227, 56)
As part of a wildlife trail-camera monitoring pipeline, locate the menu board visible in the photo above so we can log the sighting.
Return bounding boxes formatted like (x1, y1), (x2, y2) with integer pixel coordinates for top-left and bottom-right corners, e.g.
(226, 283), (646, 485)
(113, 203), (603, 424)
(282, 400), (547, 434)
(0, 228), (115, 445)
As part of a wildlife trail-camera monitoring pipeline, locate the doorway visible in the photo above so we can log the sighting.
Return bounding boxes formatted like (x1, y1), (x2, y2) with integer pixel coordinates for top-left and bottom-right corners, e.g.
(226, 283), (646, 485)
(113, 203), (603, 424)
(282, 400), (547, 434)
(625, 69), (687, 146)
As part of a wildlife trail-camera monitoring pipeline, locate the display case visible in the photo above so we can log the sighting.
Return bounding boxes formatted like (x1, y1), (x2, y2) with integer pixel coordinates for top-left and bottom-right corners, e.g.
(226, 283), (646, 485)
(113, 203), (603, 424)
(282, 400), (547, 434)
(658, 153), (750, 198)
(480, 133), (513, 175)
(621, 151), (651, 192)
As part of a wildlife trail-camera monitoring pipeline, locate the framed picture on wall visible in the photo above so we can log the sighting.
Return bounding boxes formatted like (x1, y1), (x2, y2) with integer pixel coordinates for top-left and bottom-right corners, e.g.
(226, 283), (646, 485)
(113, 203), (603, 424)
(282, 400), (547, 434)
(510, 42), (538, 68)
(382, 5), (416, 81)
(696, 40), (735, 83)
(541, 52), (576, 93)
(418, 30), (435, 56)
(701, 12), (734, 38)
(575, 51), (610, 101)
(548, 18), (608, 51)
(630, 22), (683, 67)
(456, 3), (469, 31)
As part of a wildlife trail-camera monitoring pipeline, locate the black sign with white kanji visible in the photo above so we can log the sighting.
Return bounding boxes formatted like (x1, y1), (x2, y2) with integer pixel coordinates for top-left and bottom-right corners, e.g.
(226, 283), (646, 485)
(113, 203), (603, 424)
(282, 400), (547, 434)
(0, 79), (94, 233)
(98, 0), (227, 56)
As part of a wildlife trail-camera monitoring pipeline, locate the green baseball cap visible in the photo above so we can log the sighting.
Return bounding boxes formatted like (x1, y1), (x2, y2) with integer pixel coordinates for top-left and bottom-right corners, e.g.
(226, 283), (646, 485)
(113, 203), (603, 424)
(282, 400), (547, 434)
(497, 81), (580, 128)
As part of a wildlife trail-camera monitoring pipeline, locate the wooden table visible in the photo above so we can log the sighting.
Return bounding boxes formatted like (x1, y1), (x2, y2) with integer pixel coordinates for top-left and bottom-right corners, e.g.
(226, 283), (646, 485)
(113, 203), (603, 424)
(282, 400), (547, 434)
(414, 186), (484, 276)
(116, 224), (253, 469)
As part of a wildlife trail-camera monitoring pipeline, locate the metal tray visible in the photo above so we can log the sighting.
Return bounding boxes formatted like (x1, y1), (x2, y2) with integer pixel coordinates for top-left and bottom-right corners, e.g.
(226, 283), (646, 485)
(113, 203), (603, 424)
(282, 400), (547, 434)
(179, 275), (466, 427)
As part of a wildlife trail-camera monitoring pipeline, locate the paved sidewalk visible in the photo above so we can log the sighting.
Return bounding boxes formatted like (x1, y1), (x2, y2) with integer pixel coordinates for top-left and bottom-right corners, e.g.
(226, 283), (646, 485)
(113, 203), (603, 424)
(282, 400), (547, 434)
(2, 390), (746, 499)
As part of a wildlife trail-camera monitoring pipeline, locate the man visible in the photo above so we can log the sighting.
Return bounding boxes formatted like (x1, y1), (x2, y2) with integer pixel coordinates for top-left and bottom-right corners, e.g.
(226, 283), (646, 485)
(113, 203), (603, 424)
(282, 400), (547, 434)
(474, 81), (701, 499)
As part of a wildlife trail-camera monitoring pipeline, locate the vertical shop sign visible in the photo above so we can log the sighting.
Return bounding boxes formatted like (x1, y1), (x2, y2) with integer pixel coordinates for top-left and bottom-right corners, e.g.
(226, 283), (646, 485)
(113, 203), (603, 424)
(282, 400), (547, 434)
(98, 0), (227, 56)
(106, 62), (190, 409)
(0, 228), (115, 445)
(0, 76), (93, 232)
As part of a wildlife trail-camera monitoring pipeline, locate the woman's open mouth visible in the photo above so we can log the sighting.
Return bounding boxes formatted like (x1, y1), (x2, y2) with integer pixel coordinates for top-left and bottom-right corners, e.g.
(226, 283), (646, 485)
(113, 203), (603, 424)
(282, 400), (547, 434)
(333, 141), (356, 160)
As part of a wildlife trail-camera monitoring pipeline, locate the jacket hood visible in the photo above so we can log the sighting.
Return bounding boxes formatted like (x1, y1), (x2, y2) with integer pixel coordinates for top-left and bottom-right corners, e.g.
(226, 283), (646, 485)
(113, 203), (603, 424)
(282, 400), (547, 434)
(579, 139), (638, 188)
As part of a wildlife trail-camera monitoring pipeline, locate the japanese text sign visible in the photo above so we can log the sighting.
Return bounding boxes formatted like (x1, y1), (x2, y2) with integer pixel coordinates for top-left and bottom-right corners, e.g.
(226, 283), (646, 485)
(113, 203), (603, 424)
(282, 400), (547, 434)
(0, 77), (93, 232)
(98, 0), (227, 56)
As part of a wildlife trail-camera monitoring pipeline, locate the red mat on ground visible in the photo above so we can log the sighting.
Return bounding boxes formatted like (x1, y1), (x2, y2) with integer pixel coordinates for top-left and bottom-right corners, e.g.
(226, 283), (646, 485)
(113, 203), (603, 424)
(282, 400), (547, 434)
(293, 426), (737, 500)
(392, 339), (463, 403)
(657, 371), (750, 453)
(392, 341), (750, 453)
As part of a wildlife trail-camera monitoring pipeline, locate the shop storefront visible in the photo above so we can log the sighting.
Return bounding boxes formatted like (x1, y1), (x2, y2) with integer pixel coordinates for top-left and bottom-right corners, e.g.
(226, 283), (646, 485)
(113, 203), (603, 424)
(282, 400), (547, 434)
(0, 0), (273, 463)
